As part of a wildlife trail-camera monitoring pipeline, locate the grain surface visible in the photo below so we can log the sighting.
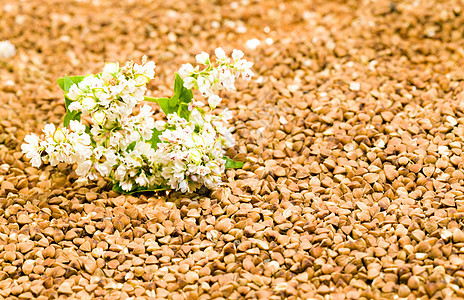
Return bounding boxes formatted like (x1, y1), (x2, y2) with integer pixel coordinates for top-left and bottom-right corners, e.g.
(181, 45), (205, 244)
(1, 0), (464, 299)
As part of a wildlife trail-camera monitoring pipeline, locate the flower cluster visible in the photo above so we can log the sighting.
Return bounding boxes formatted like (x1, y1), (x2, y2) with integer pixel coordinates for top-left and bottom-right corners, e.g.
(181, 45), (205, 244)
(66, 58), (156, 122)
(22, 49), (251, 194)
(178, 47), (253, 109)
(0, 40), (16, 59)
(21, 121), (92, 170)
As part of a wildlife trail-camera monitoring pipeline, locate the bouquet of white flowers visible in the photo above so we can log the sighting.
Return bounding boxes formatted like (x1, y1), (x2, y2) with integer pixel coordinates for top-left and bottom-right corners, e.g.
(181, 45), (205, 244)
(22, 48), (253, 194)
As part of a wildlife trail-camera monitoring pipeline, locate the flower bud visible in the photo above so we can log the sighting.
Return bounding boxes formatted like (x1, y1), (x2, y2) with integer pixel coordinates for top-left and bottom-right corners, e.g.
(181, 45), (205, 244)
(53, 128), (66, 143)
(93, 111), (106, 125)
(134, 74), (150, 87)
(189, 148), (202, 164)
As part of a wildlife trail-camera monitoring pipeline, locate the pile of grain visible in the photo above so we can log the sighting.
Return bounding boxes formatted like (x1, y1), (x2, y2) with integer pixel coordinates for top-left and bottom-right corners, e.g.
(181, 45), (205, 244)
(1, 0), (464, 299)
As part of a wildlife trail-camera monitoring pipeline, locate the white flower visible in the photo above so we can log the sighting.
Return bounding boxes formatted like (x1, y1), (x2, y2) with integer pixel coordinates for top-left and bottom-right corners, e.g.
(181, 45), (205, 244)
(197, 75), (211, 95)
(82, 96), (97, 112)
(53, 128), (66, 143)
(102, 62), (119, 81)
(178, 180), (189, 193)
(190, 109), (204, 126)
(183, 77), (196, 90)
(208, 95), (222, 109)
(43, 123), (56, 138)
(235, 59), (254, 80)
(21, 134), (42, 167)
(95, 162), (111, 177)
(76, 160), (92, 177)
(246, 39), (261, 50)
(214, 47), (227, 62)
(189, 148), (202, 164)
(66, 85), (82, 101)
(135, 172), (149, 186)
(68, 101), (82, 112)
(195, 52), (210, 65)
(134, 60), (156, 79)
(178, 63), (195, 78)
(154, 120), (166, 131)
(120, 181), (133, 191)
(218, 108), (233, 121)
(0, 40), (16, 59)
(232, 49), (244, 61)
(69, 120), (86, 133)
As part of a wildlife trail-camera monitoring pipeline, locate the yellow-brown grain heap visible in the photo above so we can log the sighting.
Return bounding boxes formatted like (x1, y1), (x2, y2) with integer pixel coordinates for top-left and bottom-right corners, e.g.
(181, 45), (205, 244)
(1, 0), (464, 299)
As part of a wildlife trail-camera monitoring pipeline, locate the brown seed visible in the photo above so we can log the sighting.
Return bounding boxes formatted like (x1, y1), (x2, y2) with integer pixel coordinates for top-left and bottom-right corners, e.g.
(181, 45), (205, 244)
(187, 209), (200, 218)
(408, 276), (421, 290)
(216, 218), (233, 232)
(267, 261), (279, 274)
(185, 271), (199, 284)
(17, 214), (31, 225)
(453, 229), (464, 243)
(273, 166), (286, 177)
(363, 173), (379, 184)
(43, 246), (56, 258)
(4, 251), (16, 262)
(83, 257), (97, 274)
(1, 180), (16, 192)
(398, 157), (409, 165)
(384, 165), (398, 181)
(411, 229), (425, 242)
(22, 260), (34, 275)
(398, 284), (411, 297)
(425, 282), (438, 297)
(18, 241), (34, 253)
(80, 240), (92, 252)
(86, 191), (98, 201)
(415, 241), (431, 253)
(58, 281), (73, 295)
(367, 267), (380, 280)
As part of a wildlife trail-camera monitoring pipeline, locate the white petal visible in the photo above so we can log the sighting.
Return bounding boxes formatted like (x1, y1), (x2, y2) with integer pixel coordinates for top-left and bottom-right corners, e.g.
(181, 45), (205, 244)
(215, 47), (227, 60)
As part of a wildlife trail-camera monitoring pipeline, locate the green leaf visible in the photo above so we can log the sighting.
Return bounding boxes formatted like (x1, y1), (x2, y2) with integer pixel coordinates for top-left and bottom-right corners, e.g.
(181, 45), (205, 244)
(169, 95), (179, 108)
(63, 110), (81, 127)
(144, 74), (193, 120)
(156, 97), (176, 115)
(127, 141), (137, 151)
(168, 73), (184, 108)
(180, 88), (193, 103)
(224, 157), (245, 169)
(179, 108), (191, 120)
(174, 73), (183, 97)
(148, 128), (162, 150)
(57, 75), (86, 92)
(112, 182), (169, 194)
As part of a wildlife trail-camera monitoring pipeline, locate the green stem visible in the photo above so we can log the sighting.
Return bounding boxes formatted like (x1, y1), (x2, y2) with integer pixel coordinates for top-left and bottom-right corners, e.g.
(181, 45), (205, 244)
(144, 96), (160, 103)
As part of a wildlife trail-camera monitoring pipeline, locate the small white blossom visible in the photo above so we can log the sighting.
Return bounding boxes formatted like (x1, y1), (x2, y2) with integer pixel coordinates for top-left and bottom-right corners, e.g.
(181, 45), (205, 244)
(195, 52), (210, 65)
(21, 134), (43, 167)
(178, 63), (195, 78)
(208, 95), (222, 109)
(214, 47), (228, 62)
(183, 77), (196, 90)
(232, 49), (244, 61)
